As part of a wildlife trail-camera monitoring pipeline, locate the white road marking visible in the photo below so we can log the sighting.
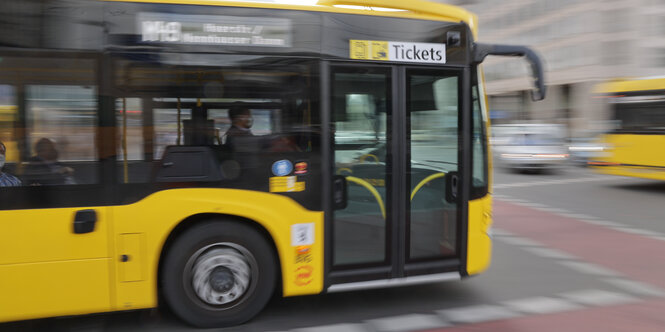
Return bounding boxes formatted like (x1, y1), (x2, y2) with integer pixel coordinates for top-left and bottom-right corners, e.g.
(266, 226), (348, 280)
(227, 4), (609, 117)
(495, 196), (665, 243)
(499, 197), (528, 203)
(367, 314), (448, 332)
(561, 289), (639, 306)
(517, 202), (547, 208)
(495, 236), (543, 247)
(491, 228), (515, 237)
(648, 235), (665, 242)
(503, 296), (583, 315)
(532, 206), (568, 214)
(294, 323), (368, 332)
(578, 218), (620, 226)
(610, 227), (663, 237)
(558, 261), (622, 277)
(521, 246), (578, 260)
(494, 176), (613, 189)
(604, 278), (665, 297)
(437, 305), (520, 324)
(560, 213), (596, 220)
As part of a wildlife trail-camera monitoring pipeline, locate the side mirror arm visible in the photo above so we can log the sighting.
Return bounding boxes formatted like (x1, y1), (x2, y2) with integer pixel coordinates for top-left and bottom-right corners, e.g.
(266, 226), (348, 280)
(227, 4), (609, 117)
(472, 43), (546, 101)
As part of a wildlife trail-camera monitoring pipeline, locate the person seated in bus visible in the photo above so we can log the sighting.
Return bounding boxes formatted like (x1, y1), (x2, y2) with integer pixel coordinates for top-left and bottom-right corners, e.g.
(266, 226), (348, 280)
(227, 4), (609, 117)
(0, 140), (21, 187)
(22, 138), (76, 185)
(223, 104), (255, 150)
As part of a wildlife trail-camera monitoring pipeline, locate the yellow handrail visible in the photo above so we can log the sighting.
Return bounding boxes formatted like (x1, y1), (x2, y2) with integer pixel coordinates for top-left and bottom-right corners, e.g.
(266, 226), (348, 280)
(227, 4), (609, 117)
(346, 176), (385, 219)
(359, 154), (380, 163)
(410, 172), (446, 201)
(336, 167), (353, 175)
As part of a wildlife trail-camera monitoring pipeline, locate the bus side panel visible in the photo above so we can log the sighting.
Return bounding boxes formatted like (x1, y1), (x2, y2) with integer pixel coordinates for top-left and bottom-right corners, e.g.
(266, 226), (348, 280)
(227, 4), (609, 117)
(0, 259), (112, 322)
(597, 134), (665, 180)
(111, 188), (324, 311)
(0, 208), (112, 322)
(466, 194), (492, 275)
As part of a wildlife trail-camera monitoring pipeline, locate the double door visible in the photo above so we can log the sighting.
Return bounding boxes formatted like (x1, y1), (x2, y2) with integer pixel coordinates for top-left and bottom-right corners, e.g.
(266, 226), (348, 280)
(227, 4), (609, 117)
(330, 64), (466, 283)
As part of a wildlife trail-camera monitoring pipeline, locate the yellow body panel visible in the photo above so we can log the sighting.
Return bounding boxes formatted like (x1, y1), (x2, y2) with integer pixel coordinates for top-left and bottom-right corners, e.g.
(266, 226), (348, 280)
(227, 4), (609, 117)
(594, 134), (665, 180)
(0, 208), (109, 265)
(0, 189), (323, 322)
(0, 208), (112, 322)
(466, 194), (492, 275)
(111, 188), (324, 311)
(594, 77), (665, 94)
(104, 0), (478, 35)
(593, 77), (665, 180)
(0, 259), (112, 322)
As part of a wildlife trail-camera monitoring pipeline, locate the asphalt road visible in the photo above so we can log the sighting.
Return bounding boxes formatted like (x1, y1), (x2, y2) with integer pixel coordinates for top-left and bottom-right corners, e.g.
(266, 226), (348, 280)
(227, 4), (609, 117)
(3, 163), (664, 332)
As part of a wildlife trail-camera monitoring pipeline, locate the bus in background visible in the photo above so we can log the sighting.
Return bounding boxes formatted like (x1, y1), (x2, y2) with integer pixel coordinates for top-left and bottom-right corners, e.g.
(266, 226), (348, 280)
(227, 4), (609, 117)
(591, 77), (665, 180)
(0, 0), (545, 328)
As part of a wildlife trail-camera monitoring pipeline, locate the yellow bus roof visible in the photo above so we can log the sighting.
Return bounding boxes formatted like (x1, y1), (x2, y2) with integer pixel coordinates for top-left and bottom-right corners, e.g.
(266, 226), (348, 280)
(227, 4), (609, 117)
(594, 77), (665, 94)
(104, 0), (478, 36)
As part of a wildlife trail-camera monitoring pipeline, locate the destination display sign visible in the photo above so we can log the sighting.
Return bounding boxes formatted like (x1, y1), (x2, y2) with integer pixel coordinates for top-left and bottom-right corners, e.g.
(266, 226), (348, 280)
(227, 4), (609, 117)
(138, 12), (292, 47)
(350, 40), (446, 64)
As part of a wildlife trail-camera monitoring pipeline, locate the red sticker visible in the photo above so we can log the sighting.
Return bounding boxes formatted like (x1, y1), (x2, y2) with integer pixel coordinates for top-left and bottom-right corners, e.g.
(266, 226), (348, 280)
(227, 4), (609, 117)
(295, 265), (313, 286)
(294, 161), (308, 175)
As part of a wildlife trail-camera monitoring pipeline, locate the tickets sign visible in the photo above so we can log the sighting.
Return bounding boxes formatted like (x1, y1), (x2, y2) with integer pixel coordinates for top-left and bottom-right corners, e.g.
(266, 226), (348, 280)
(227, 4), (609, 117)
(350, 40), (446, 64)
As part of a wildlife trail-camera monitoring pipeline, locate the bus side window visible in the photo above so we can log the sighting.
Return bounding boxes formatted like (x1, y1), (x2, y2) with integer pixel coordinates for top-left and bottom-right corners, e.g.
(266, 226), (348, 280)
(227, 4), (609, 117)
(22, 84), (99, 185)
(0, 85), (20, 187)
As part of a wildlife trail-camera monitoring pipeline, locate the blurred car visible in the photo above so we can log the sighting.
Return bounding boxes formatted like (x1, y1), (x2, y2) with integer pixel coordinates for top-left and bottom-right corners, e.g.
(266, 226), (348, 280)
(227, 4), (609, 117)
(492, 124), (569, 172)
(567, 137), (605, 166)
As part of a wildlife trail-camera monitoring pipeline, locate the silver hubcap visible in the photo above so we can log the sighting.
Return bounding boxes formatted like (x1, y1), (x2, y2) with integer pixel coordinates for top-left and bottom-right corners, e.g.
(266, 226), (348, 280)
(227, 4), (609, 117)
(190, 245), (252, 305)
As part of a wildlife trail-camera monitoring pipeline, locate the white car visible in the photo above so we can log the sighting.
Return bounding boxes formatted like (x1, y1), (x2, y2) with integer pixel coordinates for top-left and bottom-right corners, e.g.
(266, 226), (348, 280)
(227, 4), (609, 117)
(492, 124), (569, 172)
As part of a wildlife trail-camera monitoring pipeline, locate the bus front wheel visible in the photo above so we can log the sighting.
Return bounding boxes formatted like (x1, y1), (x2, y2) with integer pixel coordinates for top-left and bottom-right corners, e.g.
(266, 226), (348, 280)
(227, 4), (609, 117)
(162, 220), (277, 328)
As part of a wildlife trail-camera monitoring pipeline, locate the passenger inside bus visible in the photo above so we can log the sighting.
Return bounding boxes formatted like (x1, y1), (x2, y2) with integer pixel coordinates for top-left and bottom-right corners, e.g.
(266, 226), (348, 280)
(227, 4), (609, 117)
(223, 103), (255, 150)
(0, 140), (21, 187)
(22, 138), (76, 185)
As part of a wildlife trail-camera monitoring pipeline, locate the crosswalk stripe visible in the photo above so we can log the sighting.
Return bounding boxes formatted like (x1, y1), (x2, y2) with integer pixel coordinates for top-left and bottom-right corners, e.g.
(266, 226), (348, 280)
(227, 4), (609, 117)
(366, 314), (448, 332)
(437, 304), (520, 324)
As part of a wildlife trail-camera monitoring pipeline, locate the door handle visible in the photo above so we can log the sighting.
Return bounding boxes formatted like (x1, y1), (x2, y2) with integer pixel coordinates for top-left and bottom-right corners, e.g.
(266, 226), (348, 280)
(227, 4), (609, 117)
(73, 209), (97, 234)
(445, 171), (459, 203)
(332, 175), (348, 210)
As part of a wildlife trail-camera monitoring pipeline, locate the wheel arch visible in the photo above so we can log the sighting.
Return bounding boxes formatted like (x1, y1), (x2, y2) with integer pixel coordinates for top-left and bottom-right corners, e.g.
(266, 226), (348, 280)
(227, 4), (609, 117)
(156, 213), (283, 301)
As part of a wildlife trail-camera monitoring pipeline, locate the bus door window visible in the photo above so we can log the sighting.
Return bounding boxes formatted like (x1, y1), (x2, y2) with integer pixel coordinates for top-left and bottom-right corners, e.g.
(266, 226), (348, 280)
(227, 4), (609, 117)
(471, 80), (489, 198)
(332, 67), (391, 267)
(407, 71), (459, 261)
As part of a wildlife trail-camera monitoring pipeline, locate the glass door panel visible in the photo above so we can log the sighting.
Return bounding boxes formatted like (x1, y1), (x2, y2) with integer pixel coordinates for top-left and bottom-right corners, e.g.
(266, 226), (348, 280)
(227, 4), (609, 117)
(332, 67), (391, 267)
(407, 71), (459, 261)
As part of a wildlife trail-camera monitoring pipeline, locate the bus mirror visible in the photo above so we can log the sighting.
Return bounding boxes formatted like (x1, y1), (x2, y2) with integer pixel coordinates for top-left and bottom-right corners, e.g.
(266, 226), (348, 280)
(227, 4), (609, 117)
(332, 175), (348, 210)
(472, 43), (546, 101)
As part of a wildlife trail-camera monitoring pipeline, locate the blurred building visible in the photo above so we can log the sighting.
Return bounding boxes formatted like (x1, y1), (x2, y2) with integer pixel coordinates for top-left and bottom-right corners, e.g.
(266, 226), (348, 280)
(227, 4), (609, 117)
(440, 0), (665, 137)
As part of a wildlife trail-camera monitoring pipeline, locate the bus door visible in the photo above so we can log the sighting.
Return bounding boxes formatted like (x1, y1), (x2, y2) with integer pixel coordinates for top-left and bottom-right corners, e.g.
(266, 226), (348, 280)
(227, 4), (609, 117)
(329, 64), (462, 285)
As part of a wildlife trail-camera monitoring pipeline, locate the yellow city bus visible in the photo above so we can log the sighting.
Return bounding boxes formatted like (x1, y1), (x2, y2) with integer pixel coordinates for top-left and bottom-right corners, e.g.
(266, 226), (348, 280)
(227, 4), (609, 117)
(592, 77), (665, 180)
(0, 0), (545, 327)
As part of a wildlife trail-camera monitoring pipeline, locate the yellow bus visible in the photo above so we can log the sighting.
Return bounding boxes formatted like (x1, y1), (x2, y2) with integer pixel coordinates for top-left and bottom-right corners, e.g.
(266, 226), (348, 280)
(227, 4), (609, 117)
(592, 77), (665, 180)
(0, 0), (545, 327)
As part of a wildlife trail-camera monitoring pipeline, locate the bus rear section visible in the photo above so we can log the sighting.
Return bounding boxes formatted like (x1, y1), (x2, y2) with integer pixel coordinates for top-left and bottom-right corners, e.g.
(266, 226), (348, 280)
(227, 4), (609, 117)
(592, 78), (665, 180)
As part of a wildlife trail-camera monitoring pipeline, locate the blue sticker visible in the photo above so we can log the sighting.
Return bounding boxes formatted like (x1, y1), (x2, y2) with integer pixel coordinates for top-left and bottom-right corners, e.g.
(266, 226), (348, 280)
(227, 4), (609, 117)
(272, 160), (293, 176)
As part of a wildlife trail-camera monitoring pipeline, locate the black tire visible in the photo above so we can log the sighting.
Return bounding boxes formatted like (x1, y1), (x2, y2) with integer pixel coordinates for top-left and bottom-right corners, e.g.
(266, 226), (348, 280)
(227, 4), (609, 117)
(162, 220), (277, 328)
